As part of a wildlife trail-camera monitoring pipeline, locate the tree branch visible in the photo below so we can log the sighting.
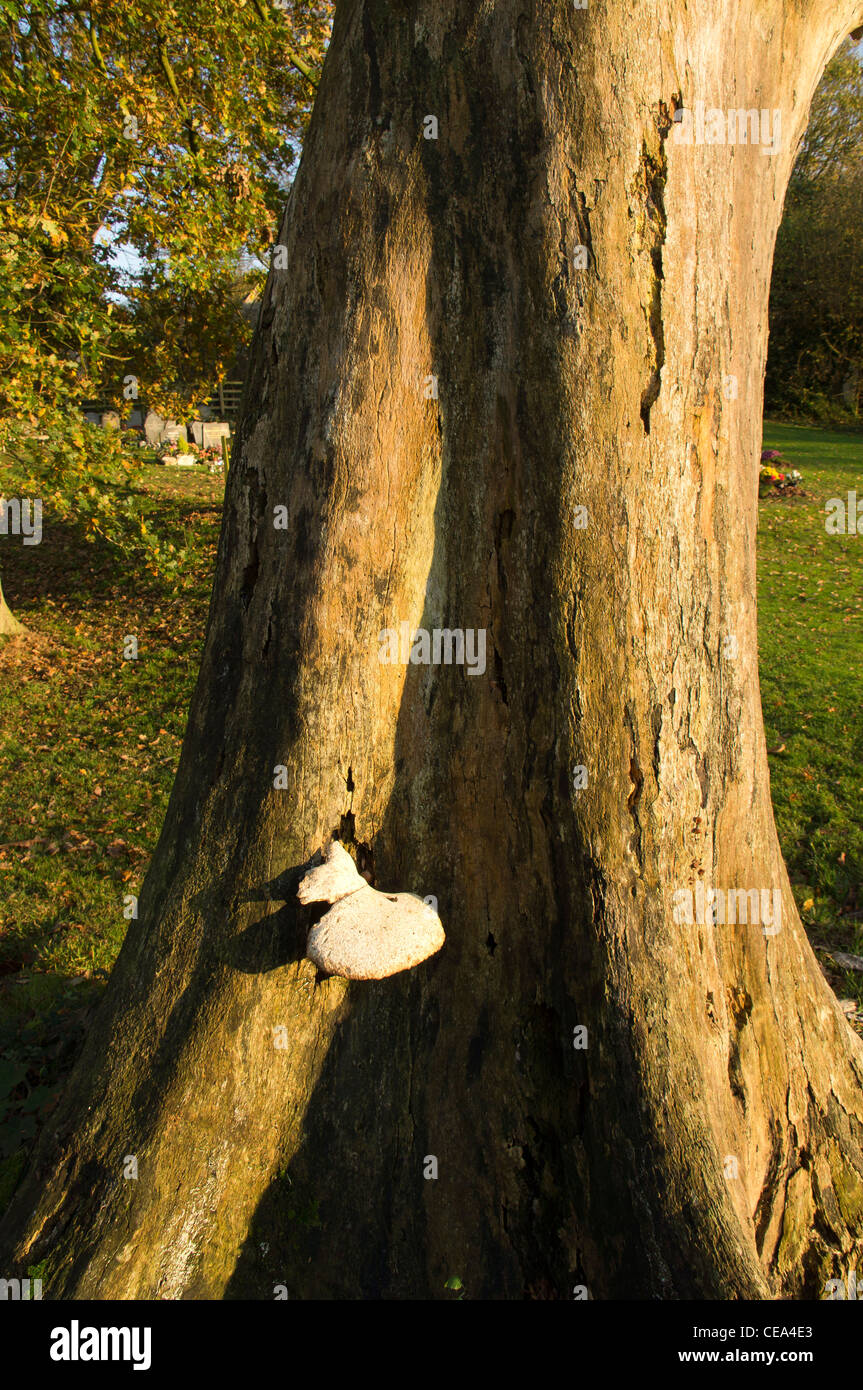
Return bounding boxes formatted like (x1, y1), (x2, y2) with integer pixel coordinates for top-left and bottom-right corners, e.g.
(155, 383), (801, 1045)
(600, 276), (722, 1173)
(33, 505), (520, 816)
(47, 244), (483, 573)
(155, 34), (200, 158)
(249, 0), (319, 89)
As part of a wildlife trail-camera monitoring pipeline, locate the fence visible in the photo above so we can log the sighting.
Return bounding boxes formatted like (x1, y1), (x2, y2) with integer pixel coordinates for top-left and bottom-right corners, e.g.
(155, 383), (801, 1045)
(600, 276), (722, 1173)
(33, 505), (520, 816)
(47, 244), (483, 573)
(206, 381), (244, 420)
(80, 380), (246, 425)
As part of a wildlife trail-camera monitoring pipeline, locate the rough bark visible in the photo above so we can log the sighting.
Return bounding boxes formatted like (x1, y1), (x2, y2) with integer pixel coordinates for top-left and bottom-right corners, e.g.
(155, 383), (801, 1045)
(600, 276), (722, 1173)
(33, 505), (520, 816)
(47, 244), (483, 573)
(3, 0), (863, 1299)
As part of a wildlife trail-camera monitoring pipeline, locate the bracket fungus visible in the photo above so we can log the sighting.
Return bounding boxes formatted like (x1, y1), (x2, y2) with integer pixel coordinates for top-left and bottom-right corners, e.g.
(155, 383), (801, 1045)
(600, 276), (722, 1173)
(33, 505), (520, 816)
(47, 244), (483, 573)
(299, 840), (445, 980)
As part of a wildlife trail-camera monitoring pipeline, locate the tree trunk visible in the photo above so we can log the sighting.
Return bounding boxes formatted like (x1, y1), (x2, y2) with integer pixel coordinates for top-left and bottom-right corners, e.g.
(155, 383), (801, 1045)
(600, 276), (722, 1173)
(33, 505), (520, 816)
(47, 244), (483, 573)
(0, 570), (23, 636)
(3, 0), (863, 1300)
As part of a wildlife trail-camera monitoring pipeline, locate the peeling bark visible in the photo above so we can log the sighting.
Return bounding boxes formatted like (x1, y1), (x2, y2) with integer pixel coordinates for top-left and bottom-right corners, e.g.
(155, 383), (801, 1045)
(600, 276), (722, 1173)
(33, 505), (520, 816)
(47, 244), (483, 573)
(3, 0), (863, 1300)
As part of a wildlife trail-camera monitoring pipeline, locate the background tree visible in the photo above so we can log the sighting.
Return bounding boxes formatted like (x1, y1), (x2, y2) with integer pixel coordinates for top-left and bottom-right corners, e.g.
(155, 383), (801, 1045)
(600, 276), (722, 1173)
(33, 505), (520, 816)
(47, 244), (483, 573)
(0, 0), (332, 630)
(3, 0), (863, 1300)
(766, 38), (863, 424)
(0, 0), (331, 414)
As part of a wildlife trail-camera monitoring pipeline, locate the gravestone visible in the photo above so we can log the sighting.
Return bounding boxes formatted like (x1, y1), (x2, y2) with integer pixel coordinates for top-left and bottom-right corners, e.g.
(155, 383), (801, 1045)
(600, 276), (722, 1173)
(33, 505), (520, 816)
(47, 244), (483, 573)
(162, 422), (188, 446)
(100, 411), (120, 431)
(202, 422), (231, 450)
(144, 411), (165, 447)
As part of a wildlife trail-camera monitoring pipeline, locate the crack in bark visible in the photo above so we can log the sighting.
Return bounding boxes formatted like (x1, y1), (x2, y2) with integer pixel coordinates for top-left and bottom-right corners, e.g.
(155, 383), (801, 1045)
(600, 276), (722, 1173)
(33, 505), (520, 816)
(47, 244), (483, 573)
(574, 188), (596, 277)
(624, 705), (645, 867)
(638, 108), (672, 433)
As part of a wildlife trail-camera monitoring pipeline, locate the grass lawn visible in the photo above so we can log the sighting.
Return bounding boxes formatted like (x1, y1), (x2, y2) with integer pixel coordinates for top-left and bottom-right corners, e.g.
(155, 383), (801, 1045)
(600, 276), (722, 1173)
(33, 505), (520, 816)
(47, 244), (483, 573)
(0, 425), (860, 1213)
(759, 423), (863, 1007)
(0, 462), (224, 1208)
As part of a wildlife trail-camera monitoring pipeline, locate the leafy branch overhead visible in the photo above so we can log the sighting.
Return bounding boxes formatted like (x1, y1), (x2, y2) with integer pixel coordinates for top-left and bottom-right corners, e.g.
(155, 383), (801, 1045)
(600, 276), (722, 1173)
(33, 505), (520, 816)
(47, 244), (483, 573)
(0, 0), (332, 420)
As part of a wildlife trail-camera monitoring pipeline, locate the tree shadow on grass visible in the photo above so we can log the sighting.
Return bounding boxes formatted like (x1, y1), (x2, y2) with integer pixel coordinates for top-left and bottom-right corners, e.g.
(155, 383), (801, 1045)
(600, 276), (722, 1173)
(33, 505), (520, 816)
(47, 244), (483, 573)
(0, 500), (220, 622)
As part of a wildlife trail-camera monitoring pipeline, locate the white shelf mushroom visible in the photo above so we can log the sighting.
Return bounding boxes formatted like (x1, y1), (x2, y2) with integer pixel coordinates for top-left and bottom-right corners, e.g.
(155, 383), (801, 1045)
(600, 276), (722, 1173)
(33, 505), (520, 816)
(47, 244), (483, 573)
(299, 841), (445, 980)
